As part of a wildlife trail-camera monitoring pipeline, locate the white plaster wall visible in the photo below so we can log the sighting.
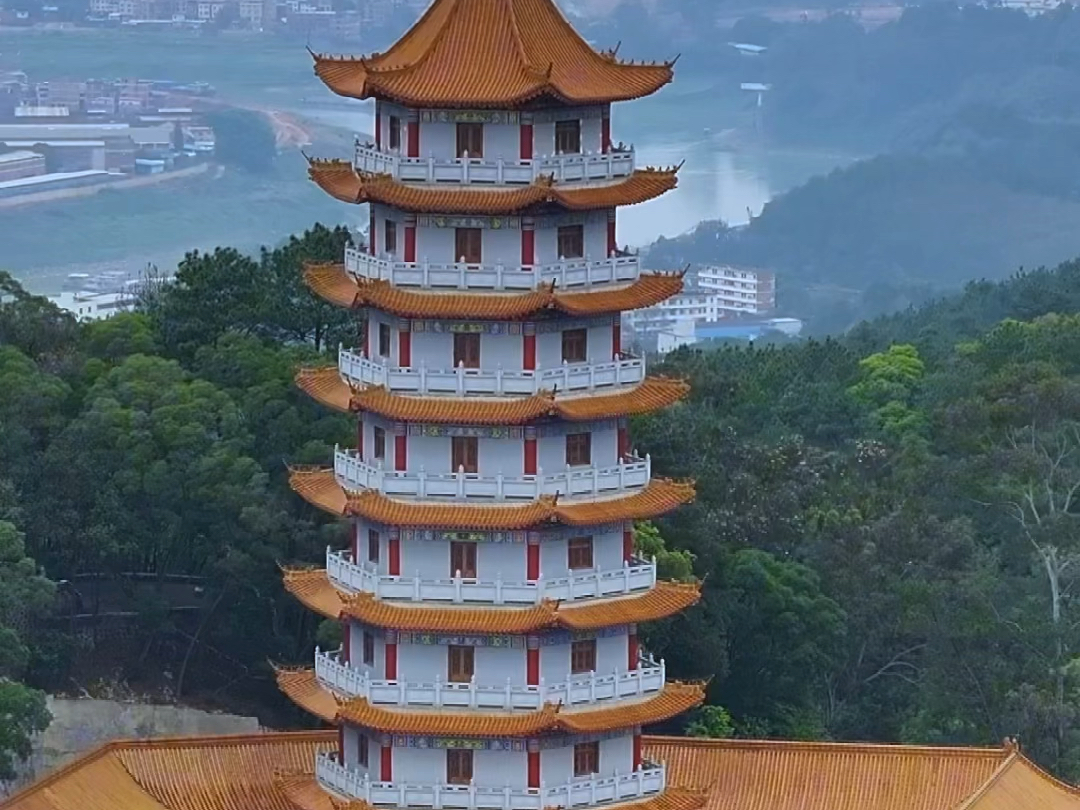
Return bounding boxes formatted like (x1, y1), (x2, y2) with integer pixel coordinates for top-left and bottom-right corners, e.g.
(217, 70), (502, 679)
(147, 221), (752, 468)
(535, 324), (616, 367)
(534, 218), (609, 264)
(398, 538), (528, 581)
(415, 122), (520, 161)
(539, 528), (625, 578)
(541, 734), (634, 782)
(394, 641), (528, 688)
(361, 413), (399, 470)
(404, 433), (525, 476)
(341, 726), (374, 774)
(365, 309), (401, 365)
(347, 621), (386, 677)
(532, 112), (604, 157)
(409, 330), (522, 372)
(536, 422), (619, 472)
(393, 747), (529, 789)
(352, 518), (389, 575)
(539, 630), (628, 685)
(375, 101), (410, 151)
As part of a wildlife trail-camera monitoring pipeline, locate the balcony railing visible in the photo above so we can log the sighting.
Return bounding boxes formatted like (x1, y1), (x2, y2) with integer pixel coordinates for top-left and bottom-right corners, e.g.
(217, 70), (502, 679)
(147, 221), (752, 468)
(326, 547), (657, 605)
(344, 246), (640, 291)
(338, 349), (646, 397)
(334, 447), (651, 501)
(354, 142), (636, 185)
(315, 646), (665, 709)
(318, 752), (665, 810)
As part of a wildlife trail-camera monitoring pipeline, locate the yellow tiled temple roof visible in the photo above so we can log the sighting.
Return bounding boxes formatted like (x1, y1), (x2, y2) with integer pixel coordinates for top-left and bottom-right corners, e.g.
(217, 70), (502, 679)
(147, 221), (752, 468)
(275, 668), (704, 736)
(308, 159), (678, 214)
(6, 732), (1080, 810)
(310, 0), (673, 107)
(303, 263), (684, 318)
(281, 566), (702, 630)
(294, 368), (690, 424)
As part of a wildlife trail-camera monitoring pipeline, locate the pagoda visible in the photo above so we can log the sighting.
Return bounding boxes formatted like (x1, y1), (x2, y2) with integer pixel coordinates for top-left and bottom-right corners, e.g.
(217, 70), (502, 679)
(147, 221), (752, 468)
(277, 2), (705, 809)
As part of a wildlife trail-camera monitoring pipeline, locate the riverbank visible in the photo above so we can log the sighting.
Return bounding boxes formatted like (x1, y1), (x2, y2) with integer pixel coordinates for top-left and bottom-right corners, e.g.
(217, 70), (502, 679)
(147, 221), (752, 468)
(0, 162), (212, 209)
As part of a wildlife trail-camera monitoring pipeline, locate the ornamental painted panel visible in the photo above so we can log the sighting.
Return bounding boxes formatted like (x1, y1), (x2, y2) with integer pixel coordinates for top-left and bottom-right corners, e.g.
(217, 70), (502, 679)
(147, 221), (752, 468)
(419, 110), (521, 125)
(535, 315), (616, 333)
(535, 419), (617, 438)
(407, 424), (525, 439)
(399, 529), (530, 544)
(410, 320), (524, 335)
(397, 632), (528, 648)
(530, 106), (605, 123)
(417, 215), (521, 230)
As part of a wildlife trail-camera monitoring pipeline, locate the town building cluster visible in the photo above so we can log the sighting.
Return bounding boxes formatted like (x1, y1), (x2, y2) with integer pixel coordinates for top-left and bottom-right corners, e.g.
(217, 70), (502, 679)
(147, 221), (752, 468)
(0, 71), (215, 199)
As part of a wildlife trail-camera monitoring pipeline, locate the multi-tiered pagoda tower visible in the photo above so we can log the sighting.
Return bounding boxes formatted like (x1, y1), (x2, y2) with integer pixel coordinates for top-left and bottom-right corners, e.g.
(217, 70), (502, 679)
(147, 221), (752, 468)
(278, 2), (703, 809)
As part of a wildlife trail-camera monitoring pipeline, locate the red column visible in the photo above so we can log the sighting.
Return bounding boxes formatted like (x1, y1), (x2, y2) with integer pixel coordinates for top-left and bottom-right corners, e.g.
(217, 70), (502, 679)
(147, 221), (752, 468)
(407, 118), (419, 158)
(601, 114), (611, 154)
(523, 324), (536, 371)
(380, 741), (393, 781)
(341, 620), (351, 663)
(526, 637), (540, 685)
(375, 110), (382, 149)
(527, 533), (540, 581)
(524, 427), (537, 475)
(628, 625), (639, 670)
(527, 744), (541, 788)
(617, 419), (629, 462)
(394, 424), (407, 472)
(369, 210), (377, 256)
(388, 530), (401, 576)
(606, 210), (617, 257)
(338, 726), (346, 764)
(632, 732), (642, 771)
(612, 319), (622, 360)
(520, 120), (534, 160)
(623, 523), (634, 563)
(521, 221), (535, 267)
(385, 630), (398, 679)
(404, 216), (417, 263)
(399, 324), (412, 368)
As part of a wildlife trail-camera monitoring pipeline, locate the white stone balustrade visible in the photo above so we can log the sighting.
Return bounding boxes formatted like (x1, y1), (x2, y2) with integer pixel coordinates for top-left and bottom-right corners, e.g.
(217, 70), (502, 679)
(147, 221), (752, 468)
(326, 547), (657, 605)
(317, 752), (666, 810)
(344, 246), (640, 291)
(334, 447), (651, 500)
(315, 646), (665, 708)
(338, 348), (646, 397)
(354, 142), (636, 185)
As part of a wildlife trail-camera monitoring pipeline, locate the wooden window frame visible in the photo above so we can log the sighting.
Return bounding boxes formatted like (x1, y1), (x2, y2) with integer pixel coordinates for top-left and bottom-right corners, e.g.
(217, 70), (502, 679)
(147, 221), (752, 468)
(450, 541), (478, 578)
(373, 426), (386, 461)
(378, 322), (391, 357)
(384, 219), (397, 255)
(557, 224), (584, 259)
(447, 644), (475, 683)
(453, 332), (481, 369)
(388, 115), (401, 151)
(447, 748), (474, 785)
(451, 436), (479, 474)
(454, 227), (482, 264)
(565, 432), (592, 467)
(357, 733), (369, 767)
(573, 741), (600, 777)
(561, 328), (587, 363)
(456, 122), (483, 158)
(570, 638), (597, 674)
(362, 631), (375, 666)
(568, 536), (594, 570)
(555, 119), (582, 155)
(367, 528), (380, 565)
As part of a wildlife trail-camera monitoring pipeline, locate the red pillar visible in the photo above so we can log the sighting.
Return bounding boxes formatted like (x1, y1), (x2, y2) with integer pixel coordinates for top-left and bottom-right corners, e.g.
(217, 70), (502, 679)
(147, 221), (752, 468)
(617, 419), (629, 462)
(388, 531), (401, 576)
(407, 119), (419, 158)
(527, 534), (540, 581)
(523, 324), (536, 371)
(632, 732), (642, 771)
(338, 726), (346, 764)
(404, 217), (417, 263)
(520, 120), (534, 160)
(385, 630), (398, 679)
(398, 325), (412, 368)
(524, 427), (537, 475)
(521, 222), (535, 268)
(623, 523), (634, 563)
(380, 742), (393, 781)
(601, 114), (611, 154)
(526, 637), (540, 685)
(394, 424), (407, 472)
(341, 620), (351, 663)
(612, 319), (622, 360)
(369, 210), (377, 256)
(628, 625), (639, 670)
(607, 210), (617, 257)
(527, 745), (541, 788)
(375, 110), (382, 149)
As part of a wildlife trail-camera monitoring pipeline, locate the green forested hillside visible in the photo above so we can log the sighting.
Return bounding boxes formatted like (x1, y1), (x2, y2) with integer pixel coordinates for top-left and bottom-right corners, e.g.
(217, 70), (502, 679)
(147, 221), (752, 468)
(6, 240), (1080, 778)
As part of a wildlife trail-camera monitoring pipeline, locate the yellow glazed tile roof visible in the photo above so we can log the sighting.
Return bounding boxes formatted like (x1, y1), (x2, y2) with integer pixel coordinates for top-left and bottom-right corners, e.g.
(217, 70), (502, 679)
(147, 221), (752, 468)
(6, 732), (1080, 810)
(275, 669), (704, 736)
(295, 367), (690, 424)
(311, 0), (673, 107)
(302, 263), (684, 318)
(281, 566), (701, 630)
(308, 159), (678, 213)
(288, 466), (695, 528)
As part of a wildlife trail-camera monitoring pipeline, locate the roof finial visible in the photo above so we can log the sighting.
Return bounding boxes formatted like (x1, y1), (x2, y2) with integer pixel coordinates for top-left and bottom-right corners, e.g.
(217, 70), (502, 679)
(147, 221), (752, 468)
(667, 53), (682, 67)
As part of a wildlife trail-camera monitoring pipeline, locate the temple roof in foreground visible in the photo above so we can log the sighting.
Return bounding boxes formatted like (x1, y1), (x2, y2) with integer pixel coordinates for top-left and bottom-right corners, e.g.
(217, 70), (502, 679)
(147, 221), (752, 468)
(308, 160), (678, 214)
(288, 467), (695, 528)
(303, 263), (685, 318)
(294, 367), (690, 423)
(6, 731), (1078, 810)
(281, 567), (702, 629)
(275, 667), (704, 732)
(310, 0), (674, 107)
